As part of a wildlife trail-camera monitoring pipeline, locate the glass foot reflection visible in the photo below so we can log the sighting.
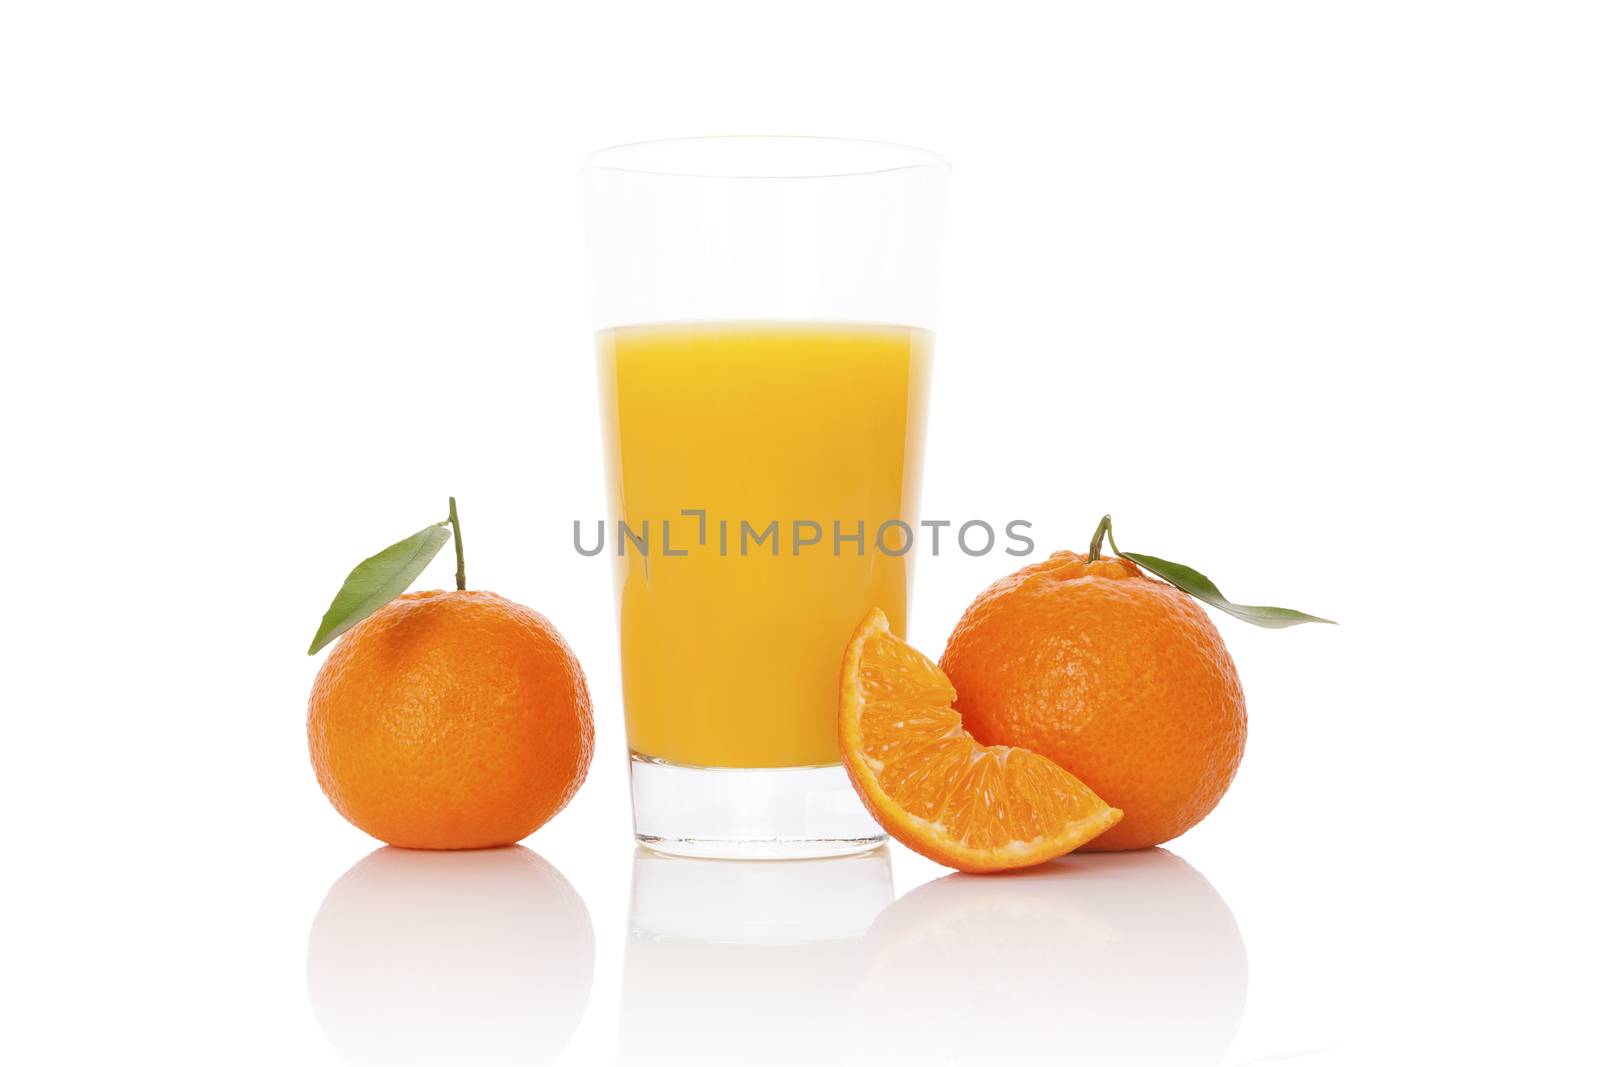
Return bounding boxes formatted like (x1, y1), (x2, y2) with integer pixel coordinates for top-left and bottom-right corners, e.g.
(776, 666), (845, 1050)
(621, 846), (894, 1061)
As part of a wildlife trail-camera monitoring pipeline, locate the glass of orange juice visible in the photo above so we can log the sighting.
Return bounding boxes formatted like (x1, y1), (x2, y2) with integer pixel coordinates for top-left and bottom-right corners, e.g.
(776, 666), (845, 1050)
(584, 137), (947, 857)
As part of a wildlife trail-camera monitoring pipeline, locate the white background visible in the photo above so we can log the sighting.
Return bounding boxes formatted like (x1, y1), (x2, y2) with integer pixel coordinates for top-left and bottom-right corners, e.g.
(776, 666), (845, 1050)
(3, 2), (1597, 1064)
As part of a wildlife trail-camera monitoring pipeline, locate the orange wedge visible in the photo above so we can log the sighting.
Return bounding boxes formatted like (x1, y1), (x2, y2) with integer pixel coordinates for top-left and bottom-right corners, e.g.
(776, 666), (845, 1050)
(839, 609), (1122, 873)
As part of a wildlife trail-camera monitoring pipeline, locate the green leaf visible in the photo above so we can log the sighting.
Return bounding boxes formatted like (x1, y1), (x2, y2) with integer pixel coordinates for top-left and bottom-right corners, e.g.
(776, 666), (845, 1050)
(1117, 550), (1336, 629)
(307, 522), (453, 654)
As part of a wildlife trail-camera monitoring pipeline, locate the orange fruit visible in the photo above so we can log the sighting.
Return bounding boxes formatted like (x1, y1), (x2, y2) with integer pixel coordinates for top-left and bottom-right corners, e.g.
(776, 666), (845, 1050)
(839, 609), (1122, 872)
(940, 551), (1246, 851)
(308, 589), (594, 849)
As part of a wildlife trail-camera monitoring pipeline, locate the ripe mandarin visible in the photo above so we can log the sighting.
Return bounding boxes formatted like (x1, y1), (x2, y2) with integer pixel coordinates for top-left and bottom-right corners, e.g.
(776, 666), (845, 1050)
(940, 551), (1246, 851)
(308, 589), (593, 849)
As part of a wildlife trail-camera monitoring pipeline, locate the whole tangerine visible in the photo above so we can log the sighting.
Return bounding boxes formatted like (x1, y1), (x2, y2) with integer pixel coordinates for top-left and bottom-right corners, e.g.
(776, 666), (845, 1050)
(308, 589), (593, 849)
(939, 551), (1246, 851)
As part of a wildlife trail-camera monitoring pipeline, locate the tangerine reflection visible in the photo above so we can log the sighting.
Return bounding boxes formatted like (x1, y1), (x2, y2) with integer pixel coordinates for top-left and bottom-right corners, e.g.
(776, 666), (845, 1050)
(306, 846), (594, 1066)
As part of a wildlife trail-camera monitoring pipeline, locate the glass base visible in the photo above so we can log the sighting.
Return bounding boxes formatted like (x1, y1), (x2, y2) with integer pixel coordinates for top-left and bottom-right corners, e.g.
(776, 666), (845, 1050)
(629, 754), (887, 859)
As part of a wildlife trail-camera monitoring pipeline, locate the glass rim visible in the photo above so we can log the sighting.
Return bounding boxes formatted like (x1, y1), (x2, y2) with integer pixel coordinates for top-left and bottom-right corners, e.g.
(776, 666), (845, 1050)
(582, 135), (950, 180)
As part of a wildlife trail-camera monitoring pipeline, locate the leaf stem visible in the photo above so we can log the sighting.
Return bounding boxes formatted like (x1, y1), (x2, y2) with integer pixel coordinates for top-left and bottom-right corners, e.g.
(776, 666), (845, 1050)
(448, 496), (466, 591)
(1087, 514), (1114, 562)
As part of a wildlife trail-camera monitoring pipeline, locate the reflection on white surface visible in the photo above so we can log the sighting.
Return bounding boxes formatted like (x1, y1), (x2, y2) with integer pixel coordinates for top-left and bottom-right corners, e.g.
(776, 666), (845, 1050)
(855, 849), (1248, 1065)
(620, 847), (895, 1062)
(620, 847), (1245, 1065)
(306, 846), (594, 1066)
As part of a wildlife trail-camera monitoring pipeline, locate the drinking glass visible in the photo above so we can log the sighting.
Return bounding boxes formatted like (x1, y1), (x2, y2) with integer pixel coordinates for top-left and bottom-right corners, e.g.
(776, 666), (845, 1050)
(584, 136), (947, 857)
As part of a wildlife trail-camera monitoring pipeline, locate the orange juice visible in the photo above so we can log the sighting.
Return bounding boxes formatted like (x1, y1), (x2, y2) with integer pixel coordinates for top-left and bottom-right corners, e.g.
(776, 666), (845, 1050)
(598, 322), (932, 768)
